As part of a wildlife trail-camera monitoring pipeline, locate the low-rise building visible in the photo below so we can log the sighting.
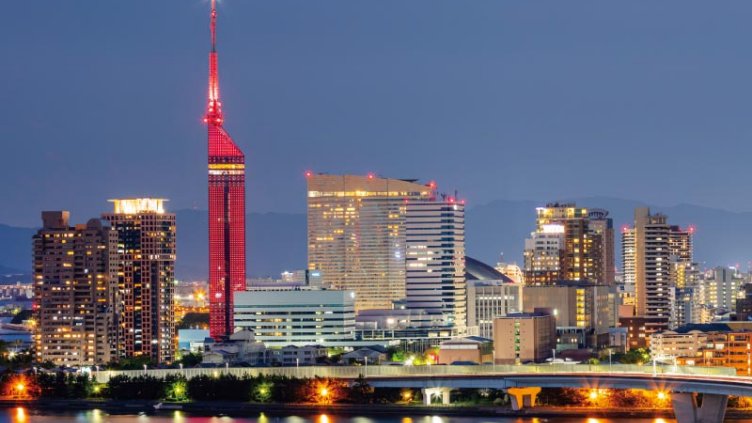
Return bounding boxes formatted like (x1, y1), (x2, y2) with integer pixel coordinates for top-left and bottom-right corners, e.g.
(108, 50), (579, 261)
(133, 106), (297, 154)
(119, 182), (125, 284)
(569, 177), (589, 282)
(650, 323), (752, 376)
(697, 331), (752, 376)
(203, 330), (267, 365)
(437, 336), (493, 365)
(466, 281), (522, 339)
(267, 345), (328, 366)
(650, 329), (708, 360)
(355, 308), (457, 352)
(233, 289), (356, 347)
(619, 316), (667, 349)
(522, 281), (611, 349)
(492, 308), (556, 364)
(341, 346), (388, 364)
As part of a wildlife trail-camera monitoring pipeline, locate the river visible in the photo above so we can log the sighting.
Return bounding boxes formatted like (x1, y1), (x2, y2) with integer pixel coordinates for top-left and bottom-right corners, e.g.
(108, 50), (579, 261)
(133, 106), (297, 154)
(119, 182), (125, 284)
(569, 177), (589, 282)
(4, 409), (747, 423)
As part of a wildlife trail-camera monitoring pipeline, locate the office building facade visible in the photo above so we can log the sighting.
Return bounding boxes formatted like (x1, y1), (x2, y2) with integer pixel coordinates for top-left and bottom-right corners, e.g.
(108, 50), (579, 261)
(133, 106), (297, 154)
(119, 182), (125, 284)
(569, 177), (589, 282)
(524, 203), (614, 285)
(405, 199), (466, 331)
(234, 289), (356, 347)
(467, 281), (523, 339)
(307, 173), (433, 310)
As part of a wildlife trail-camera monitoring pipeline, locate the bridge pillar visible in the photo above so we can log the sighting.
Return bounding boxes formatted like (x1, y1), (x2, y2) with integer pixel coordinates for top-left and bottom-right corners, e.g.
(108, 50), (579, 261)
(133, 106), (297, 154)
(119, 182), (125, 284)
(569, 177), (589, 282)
(421, 388), (452, 405)
(441, 388), (451, 405)
(505, 387), (541, 411)
(671, 393), (728, 423)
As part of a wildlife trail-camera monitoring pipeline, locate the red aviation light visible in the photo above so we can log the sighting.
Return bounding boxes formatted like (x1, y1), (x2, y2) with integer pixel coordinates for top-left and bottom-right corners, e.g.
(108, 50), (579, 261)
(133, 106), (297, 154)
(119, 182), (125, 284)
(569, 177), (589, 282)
(305, 170), (313, 178)
(367, 173), (375, 180)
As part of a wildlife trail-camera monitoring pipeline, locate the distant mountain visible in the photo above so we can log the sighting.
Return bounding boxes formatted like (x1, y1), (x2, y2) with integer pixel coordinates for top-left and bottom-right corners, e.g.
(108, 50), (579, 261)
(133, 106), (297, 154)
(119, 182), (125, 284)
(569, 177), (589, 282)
(1, 199), (750, 281)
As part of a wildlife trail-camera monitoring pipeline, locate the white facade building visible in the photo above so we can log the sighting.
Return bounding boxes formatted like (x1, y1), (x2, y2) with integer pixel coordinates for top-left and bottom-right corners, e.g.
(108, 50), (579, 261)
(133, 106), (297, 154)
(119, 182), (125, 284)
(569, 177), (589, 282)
(466, 281), (523, 339)
(234, 289), (356, 347)
(405, 200), (466, 332)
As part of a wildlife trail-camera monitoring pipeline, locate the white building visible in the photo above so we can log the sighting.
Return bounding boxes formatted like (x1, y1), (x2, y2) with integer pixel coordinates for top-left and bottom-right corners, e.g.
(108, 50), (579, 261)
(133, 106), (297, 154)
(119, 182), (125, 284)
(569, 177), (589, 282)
(701, 267), (744, 312)
(405, 199), (466, 332)
(466, 281), (522, 339)
(523, 228), (564, 285)
(234, 289), (356, 347)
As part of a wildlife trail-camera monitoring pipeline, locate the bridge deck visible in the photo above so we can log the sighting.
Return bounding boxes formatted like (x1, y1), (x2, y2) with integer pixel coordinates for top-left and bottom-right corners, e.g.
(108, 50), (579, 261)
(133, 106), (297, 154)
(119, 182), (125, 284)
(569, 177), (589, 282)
(91, 364), (752, 396)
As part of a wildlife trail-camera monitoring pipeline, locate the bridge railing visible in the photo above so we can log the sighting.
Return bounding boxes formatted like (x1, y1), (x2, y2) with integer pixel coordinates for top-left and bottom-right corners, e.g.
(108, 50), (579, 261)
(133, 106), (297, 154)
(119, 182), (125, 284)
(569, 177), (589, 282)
(92, 363), (736, 384)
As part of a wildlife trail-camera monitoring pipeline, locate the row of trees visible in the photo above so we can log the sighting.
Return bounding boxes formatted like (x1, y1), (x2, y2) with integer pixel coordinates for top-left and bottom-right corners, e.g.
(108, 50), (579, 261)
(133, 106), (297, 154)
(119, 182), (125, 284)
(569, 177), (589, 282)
(4, 373), (406, 404)
(7, 372), (752, 409)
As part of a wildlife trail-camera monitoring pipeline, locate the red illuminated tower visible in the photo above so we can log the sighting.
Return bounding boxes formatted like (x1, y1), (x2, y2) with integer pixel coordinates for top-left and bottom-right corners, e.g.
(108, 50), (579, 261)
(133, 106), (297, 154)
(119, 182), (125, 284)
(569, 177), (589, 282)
(205, 0), (246, 339)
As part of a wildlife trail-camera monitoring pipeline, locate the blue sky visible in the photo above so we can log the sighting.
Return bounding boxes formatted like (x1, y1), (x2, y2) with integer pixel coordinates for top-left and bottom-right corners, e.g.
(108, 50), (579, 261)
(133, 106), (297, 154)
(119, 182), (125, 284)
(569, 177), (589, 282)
(3, 1), (752, 226)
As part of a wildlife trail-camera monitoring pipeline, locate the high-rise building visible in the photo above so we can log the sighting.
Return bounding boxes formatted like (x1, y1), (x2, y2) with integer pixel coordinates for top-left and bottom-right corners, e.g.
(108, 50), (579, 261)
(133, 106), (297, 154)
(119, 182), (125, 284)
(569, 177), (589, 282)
(33, 212), (118, 366)
(523, 203), (614, 285)
(671, 287), (700, 329)
(668, 225), (696, 290)
(307, 173), (433, 310)
(405, 199), (466, 331)
(622, 208), (678, 335)
(588, 209), (616, 284)
(621, 226), (636, 289)
(204, 0), (246, 339)
(523, 230), (564, 285)
(701, 267), (744, 312)
(103, 199), (176, 363)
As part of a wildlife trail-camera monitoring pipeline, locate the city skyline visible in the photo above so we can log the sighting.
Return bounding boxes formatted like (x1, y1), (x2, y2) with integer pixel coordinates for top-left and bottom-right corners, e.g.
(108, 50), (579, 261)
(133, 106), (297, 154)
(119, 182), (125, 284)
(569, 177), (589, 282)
(7, 1), (752, 227)
(11, 3), (752, 419)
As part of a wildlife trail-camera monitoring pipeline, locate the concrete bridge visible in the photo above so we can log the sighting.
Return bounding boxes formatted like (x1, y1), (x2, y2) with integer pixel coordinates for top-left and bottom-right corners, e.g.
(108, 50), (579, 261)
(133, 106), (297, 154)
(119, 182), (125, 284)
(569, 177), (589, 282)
(93, 364), (751, 423)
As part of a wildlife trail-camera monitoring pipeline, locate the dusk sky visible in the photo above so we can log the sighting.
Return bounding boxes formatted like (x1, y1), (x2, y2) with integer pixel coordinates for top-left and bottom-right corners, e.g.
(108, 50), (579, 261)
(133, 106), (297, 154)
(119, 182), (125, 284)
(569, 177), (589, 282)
(4, 1), (752, 227)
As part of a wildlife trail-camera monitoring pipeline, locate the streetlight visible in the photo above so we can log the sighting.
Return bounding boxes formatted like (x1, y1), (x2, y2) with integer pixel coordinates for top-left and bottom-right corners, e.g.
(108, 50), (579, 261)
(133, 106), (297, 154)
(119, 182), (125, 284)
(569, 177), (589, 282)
(364, 356), (368, 375)
(551, 349), (556, 365)
(15, 383), (25, 399)
(608, 349), (612, 372)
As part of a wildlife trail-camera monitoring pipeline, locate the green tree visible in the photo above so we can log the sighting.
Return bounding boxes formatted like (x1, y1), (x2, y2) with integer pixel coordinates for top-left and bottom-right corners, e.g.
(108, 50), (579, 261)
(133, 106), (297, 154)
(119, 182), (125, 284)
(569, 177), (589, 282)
(178, 312), (209, 329)
(176, 352), (202, 367)
(348, 374), (374, 403)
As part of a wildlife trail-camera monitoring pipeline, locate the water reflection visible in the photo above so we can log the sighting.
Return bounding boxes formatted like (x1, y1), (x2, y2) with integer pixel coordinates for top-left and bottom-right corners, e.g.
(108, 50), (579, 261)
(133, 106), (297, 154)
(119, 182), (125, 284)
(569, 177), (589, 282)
(5, 409), (749, 423)
(15, 407), (26, 423)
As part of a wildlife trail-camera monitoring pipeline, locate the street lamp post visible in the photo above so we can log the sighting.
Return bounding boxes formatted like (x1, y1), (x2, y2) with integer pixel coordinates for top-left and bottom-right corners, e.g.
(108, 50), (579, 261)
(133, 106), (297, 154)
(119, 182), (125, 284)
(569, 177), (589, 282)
(552, 349), (556, 365)
(364, 356), (368, 375)
(608, 349), (612, 372)
(652, 354), (657, 377)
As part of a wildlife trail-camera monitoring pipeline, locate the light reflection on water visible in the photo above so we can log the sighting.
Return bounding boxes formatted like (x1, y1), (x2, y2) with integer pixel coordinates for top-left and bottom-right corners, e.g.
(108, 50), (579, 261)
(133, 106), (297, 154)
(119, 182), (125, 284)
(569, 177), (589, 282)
(10, 408), (752, 423)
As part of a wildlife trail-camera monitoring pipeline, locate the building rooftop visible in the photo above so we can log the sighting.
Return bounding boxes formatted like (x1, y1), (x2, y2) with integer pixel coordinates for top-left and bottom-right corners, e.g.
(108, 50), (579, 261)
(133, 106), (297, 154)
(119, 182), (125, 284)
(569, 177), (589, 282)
(465, 256), (514, 282)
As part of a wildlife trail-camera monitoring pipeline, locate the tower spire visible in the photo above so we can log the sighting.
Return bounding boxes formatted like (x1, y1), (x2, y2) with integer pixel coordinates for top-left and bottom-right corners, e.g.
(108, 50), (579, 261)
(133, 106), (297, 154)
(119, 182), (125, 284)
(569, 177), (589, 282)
(211, 0), (217, 53)
(205, 0), (222, 124)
